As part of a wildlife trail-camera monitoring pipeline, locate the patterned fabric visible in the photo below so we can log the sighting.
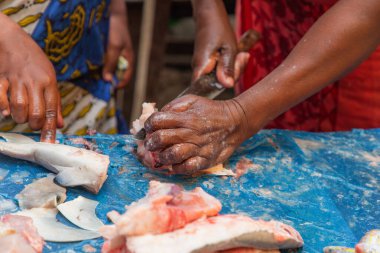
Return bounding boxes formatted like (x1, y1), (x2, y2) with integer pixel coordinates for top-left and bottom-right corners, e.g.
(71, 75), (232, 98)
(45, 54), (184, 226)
(236, 0), (380, 131)
(0, 0), (118, 134)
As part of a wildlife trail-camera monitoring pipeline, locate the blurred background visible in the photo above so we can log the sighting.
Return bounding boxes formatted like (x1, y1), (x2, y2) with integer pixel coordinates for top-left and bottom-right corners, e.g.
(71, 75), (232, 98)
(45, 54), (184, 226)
(121, 0), (236, 126)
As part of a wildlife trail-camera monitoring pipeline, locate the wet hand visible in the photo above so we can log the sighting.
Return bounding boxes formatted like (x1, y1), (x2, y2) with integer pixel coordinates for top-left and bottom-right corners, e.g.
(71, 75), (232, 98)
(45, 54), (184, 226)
(103, 0), (134, 89)
(144, 95), (249, 174)
(0, 13), (63, 143)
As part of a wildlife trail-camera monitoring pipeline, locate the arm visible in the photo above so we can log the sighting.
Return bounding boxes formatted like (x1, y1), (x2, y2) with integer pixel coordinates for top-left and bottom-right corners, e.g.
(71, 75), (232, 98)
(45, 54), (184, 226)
(0, 13), (62, 142)
(144, 0), (380, 173)
(235, 0), (380, 138)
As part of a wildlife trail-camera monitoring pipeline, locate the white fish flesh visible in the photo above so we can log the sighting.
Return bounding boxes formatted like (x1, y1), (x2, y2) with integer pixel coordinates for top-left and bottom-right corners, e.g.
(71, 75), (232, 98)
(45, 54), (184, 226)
(356, 230), (380, 253)
(0, 214), (45, 253)
(17, 208), (101, 242)
(16, 176), (66, 209)
(0, 133), (109, 193)
(126, 215), (304, 253)
(57, 196), (104, 231)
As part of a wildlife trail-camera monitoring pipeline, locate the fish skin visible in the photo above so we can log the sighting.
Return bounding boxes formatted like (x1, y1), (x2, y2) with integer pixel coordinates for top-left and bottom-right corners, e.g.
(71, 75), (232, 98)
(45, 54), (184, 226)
(126, 215), (304, 253)
(0, 133), (109, 193)
(355, 230), (380, 253)
(16, 176), (66, 209)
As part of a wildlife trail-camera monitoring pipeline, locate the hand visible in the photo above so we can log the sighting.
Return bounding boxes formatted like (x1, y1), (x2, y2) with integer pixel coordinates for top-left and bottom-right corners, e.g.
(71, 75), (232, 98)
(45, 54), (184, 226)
(103, 0), (134, 89)
(143, 95), (249, 174)
(192, 0), (245, 88)
(0, 13), (63, 143)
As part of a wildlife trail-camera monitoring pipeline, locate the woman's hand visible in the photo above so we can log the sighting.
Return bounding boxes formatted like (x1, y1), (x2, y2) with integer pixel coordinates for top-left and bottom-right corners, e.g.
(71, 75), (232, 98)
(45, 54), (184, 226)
(103, 0), (134, 89)
(191, 0), (244, 88)
(0, 13), (63, 143)
(143, 95), (250, 174)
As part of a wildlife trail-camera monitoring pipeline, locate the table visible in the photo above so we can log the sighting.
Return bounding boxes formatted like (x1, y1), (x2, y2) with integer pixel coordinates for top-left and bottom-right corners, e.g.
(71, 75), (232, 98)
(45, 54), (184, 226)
(0, 129), (379, 253)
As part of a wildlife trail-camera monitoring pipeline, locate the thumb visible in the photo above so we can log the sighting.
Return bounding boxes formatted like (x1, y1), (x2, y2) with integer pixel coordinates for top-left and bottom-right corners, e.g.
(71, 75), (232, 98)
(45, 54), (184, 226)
(103, 42), (122, 82)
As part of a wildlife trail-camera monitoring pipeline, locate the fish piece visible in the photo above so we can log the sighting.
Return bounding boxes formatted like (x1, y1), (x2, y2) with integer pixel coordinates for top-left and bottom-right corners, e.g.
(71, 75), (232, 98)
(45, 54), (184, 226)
(16, 176), (66, 209)
(0, 214), (45, 253)
(57, 196), (103, 231)
(17, 208), (101, 242)
(323, 246), (355, 253)
(0, 133), (109, 193)
(355, 230), (380, 253)
(126, 215), (304, 253)
(0, 234), (36, 253)
(103, 180), (221, 237)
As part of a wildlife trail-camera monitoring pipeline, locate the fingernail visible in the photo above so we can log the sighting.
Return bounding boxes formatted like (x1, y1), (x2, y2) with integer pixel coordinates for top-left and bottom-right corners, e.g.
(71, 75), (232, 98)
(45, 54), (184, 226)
(2, 110), (9, 116)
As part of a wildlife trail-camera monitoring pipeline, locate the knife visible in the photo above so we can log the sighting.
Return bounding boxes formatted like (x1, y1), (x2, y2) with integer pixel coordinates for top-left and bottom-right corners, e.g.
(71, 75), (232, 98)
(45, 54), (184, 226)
(134, 29), (261, 140)
(177, 29), (261, 99)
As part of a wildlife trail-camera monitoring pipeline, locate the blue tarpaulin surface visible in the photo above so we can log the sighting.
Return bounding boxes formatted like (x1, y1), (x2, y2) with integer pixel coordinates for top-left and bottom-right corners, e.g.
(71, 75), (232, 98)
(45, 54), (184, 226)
(0, 129), (379, 253)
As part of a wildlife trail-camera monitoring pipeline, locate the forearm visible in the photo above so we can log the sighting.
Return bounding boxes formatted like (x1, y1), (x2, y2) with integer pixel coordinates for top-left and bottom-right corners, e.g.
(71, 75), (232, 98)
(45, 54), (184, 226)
(191, 0), (229, 26)
(235, 0), (380, 137)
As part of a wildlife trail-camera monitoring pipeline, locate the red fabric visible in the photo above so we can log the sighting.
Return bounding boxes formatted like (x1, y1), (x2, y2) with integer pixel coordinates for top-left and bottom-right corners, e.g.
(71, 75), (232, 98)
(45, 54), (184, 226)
(236, 0), (380, 131)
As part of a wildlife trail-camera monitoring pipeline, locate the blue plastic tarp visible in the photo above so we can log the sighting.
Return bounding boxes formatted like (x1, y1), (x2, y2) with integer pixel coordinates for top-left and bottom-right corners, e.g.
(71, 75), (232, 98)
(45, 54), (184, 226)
(0, 129), (379, 253)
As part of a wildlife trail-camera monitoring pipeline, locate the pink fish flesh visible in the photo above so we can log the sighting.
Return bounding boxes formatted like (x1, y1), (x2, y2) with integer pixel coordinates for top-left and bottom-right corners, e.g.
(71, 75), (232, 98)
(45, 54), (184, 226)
(126, 215), (304, 253)
(355, 230), (380, 253)
(100, 180), (222, 252)
(0, 214), (45, 253)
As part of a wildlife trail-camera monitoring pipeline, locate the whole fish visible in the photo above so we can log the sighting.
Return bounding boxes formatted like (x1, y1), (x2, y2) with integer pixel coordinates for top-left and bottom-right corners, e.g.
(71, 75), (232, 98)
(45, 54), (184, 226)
(126, 215), (304, 253)
(0, 133), (109, 193)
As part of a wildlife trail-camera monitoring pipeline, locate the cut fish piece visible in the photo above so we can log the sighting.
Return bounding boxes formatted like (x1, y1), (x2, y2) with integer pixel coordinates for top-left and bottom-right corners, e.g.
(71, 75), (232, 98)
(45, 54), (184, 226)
(130, 102), (157, 136)
(355, 230), (380, 253)
(16, 176), (66, 209)
(126, 215), (304, 253)
(102, 180), (221, 237)
(0, 214), (45, 253)
(0, 133), (109, 193)
(57, 196), (103, 231)
(17, 208), (101, 242)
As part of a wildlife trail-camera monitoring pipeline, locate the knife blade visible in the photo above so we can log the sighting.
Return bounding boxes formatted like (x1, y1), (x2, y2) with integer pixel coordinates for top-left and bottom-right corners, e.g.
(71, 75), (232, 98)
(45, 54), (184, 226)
(134, 29), (260, 140)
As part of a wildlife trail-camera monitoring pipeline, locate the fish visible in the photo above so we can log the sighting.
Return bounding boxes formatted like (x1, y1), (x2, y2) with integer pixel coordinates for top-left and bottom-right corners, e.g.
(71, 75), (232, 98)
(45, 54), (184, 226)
(0, 133), (109, 193)
(126, 215), (304, 253)
(355, 230), (380, 253)
(57, 196), (104, 231)
(131, 103), (234, 176)
(0, 214), (45, 253)
(16, 176), (66, 209)
(100, 180), (222, 252)
(16, 208), (101, 242)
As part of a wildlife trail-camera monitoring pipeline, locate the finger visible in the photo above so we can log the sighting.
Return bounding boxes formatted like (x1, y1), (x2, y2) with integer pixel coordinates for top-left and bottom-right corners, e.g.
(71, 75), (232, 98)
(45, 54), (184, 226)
(40, 86), (58, 143)
(27, 85), (45, 130)
(57, 94), (64, 128)
(103, 42), (123, 82)
(192, 56), (217, 83)
(161, 95), (199, 112)
(144, 128), (200, 151)
(172, 156), (210, 175)
(158, 143), (198, 165)
(0, 79), (10, 116)
(144, 112), (189, 133)
(216, 45), (237, 88)
(10, 82), (28, 124)
(234, 52), (250, 82)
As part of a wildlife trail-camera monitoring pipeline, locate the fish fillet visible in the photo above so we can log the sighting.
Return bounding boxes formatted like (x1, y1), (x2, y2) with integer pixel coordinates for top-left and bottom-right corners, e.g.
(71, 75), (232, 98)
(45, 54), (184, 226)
(0, 133), (109, 193)
(131, 103), (234, 176)
(0, 214), (45, 253)
(126, 215), (303, 253)
(16, 176), (66, 209)
(17, 208), (101, 242)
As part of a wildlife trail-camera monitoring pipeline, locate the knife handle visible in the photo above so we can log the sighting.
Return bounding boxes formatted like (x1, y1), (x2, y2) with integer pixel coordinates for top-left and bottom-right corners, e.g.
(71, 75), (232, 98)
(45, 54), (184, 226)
(179, 29), (261, 99)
